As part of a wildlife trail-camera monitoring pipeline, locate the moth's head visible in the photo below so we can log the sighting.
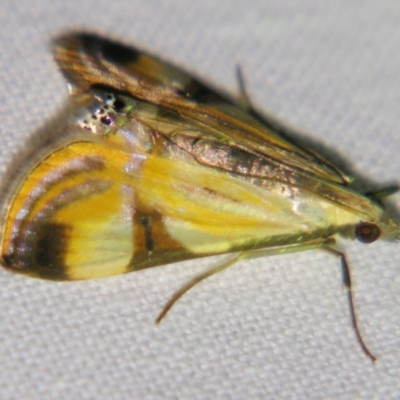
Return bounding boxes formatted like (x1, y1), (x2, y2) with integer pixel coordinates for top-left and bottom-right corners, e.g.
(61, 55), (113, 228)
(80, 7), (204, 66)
(351, 186), (400, 243)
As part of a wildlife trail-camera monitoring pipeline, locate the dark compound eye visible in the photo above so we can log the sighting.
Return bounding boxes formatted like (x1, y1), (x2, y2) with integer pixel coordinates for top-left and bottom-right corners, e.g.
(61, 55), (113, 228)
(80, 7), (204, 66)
(355, 222), (381, 244)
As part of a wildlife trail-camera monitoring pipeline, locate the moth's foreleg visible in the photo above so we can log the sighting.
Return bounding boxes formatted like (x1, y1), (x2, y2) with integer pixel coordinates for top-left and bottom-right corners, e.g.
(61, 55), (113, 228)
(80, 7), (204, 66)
(324, 247), (377, 363)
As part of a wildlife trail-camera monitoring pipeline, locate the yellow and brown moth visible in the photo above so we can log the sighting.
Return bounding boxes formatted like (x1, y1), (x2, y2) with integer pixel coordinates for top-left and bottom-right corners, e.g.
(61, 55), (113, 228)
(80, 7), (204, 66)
(1, 33), (398, 361)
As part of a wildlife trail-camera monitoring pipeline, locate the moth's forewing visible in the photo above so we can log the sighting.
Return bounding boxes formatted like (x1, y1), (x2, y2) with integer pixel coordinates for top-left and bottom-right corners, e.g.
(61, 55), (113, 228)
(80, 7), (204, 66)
(53, 33), (353, 184)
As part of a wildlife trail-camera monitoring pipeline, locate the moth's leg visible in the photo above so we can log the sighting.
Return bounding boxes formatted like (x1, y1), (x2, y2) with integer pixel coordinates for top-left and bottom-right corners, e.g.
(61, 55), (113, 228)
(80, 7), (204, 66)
(236, 66), (253, 110)
(252, 242), (377, 362)
(235, 66), (277, 122)
(155, 252), (247, 323)
(243, 237), (336, 260)
(323, 247), (377, 363)
(156, 237), (334, 324)
(365, 185), (399, 203)
(235, 66), (309, 142)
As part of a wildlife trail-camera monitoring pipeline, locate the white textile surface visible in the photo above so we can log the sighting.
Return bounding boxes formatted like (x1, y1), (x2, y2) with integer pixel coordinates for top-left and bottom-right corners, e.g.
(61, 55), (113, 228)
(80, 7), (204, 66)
(1, 1), (400, 399)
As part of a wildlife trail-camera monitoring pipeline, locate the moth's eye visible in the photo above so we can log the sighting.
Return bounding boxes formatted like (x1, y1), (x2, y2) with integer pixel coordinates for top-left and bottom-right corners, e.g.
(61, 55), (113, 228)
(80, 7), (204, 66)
(355, 222), (381, 243)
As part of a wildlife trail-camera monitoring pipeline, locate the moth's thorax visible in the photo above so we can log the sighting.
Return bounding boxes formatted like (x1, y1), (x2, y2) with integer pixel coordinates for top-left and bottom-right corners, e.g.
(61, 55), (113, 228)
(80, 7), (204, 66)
(72, 90), (154, 153)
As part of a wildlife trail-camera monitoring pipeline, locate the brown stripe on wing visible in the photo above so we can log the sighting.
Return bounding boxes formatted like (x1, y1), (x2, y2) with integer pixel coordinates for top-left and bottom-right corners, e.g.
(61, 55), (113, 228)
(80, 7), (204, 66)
(128, 208), (195, 272)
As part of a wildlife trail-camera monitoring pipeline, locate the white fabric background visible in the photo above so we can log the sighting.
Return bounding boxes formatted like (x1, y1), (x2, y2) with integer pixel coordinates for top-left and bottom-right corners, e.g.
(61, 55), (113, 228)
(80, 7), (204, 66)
(1, 1), (400, 399)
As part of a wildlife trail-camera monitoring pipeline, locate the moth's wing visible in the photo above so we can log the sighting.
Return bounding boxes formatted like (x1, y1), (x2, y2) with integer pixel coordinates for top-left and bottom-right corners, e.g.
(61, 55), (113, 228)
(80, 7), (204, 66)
(1, 124), (369, 281)
(52, 33), (350, 185)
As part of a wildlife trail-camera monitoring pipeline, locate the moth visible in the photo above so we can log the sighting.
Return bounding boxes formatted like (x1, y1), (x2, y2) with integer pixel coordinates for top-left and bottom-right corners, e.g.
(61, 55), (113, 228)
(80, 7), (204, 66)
(1, 33), (398, 361)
